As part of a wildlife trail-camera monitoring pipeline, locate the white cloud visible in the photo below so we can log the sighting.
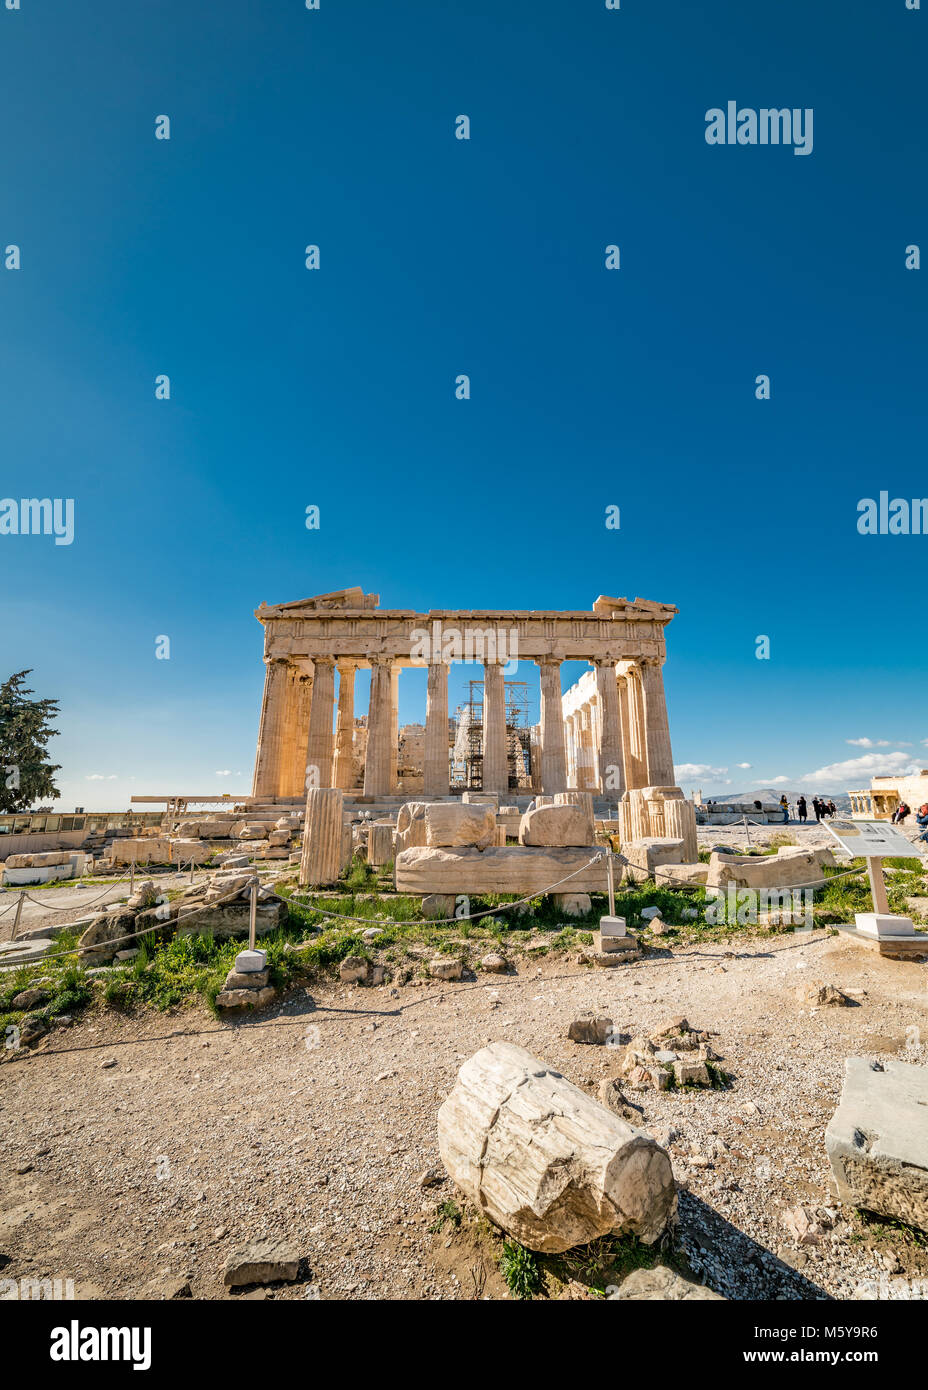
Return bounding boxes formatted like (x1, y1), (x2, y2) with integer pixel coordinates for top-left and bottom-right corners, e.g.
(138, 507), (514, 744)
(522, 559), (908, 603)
(674, 763), (728, 781)
(85, 774), (117, 781)
(736, 762), (752, 769)
(215, 770), (234, 776)
(799, 751), (920, 787)
(847, 737), (910, 748)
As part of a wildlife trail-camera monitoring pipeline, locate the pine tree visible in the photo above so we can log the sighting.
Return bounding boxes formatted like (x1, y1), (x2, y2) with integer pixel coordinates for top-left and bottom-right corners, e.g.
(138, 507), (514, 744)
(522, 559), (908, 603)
(0, 670), (62, 813)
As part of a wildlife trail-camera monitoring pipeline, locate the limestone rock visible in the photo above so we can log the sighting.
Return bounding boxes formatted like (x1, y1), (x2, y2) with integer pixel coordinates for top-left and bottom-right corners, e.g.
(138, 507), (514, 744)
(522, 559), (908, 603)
(623, 838), (685, 884)
(479, 952), (507, 974)
(126, 880), (158, 909)
(169, 839), (213, 865)
(437, 1042), (676, 1253)
(608, 1265), (724, 1300)
(395, 801), (429, 853)
(707, 847), (827, 891)
(79, 911), (139, 964)
(826, 1057), (928, 1231)
(11, 987), (50, 1011)
(20, 1013), (49, 1046)
(422, 893), (456, 920)
(519, 804), (594, 848)
(597, 1078), (644, 1123)
(797, 983), (851, 1007)
(215, 986), (276, 1011)
(223, 968), (270, 991)
(339, 955), (368, 983)
(568, 1012), (613, 1045)
(550, 892), (591, 918)
(429, 957), (463, 980)
(424, 803), (496, 850)
(222, 1240), (301, 1288)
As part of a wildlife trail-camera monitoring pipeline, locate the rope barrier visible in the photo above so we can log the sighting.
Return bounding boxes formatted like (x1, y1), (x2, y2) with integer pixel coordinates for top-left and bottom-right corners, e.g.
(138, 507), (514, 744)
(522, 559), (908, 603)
(1, 878), (262, 967)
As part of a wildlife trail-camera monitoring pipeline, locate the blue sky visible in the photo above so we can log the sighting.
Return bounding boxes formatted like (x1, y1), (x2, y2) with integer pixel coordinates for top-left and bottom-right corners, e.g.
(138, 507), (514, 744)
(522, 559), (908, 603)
(1, 0), (926, 810)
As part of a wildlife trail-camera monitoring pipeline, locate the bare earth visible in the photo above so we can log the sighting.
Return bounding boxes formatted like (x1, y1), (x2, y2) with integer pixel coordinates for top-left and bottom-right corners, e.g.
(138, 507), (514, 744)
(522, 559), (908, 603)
(3, 922), (927, 1301)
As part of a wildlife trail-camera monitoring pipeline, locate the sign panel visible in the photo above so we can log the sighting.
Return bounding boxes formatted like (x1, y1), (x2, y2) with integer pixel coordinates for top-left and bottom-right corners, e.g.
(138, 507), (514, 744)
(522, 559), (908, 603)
(825, 818), (918, 859)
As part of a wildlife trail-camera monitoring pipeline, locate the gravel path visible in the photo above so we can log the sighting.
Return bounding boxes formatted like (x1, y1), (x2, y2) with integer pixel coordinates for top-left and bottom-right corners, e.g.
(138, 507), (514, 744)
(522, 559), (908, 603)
(2, 926), (926, 1301)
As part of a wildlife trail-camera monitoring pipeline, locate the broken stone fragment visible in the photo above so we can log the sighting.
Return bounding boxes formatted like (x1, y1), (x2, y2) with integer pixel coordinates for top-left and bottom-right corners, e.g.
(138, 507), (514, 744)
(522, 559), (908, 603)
(222, 968), (270, 991)
(567, 1012), (614, 1046)
(608, 1265), (724, 1300)
(222, 1239), (301, 1288)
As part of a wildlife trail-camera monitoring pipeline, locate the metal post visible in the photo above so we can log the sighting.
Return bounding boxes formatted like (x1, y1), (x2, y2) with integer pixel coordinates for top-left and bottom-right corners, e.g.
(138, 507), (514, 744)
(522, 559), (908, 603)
(743, 814), (751, 848)
(189, 859), (194, 886)
(248, 878), (258, 953)
(867, 857), (890, 915)
(11, 891), (25, 943)
(605, 851), (616, 918)
(130, 854), (135, 895)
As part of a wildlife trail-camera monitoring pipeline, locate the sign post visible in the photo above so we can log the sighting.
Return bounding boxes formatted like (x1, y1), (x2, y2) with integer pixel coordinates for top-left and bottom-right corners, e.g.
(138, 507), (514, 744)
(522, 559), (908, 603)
(825, 819), (919, 940)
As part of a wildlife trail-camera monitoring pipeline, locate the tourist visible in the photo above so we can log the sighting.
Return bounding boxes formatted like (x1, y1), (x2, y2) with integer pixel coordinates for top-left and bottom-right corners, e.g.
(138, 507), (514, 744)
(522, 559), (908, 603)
(797, 795), (807, 824)
(812, 798), (822, 822)
(916, 805), (928, 843)
(827, 800), (837, 819)
(779, 794), (789, 823)
(896, 802), (910, 825)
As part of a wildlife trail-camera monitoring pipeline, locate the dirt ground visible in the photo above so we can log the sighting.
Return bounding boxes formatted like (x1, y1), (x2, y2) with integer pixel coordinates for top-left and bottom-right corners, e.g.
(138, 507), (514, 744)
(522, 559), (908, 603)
(3, 922), (927, 1301)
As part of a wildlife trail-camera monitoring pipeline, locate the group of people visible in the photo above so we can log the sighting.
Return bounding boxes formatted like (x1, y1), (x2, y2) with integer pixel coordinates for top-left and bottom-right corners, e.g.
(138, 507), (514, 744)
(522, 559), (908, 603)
(783, 794), (836, 824)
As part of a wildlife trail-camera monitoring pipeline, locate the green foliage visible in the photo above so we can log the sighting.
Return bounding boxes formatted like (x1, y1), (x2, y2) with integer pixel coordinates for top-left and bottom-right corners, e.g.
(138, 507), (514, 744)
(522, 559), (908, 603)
(0, 669), (62, 812)
(429, 1200), (463, 1234)
(500, 1241), (544, 1300)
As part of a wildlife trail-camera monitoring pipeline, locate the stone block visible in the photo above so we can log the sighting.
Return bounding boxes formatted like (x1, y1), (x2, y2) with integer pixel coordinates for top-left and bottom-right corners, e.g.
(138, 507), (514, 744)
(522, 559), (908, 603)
(395, 845), (608, 896)
(826, 1057), (928, 1231)
(519, 804), (594, 848)
(424, 803), (496, 850)
(622, 838), (685, 884)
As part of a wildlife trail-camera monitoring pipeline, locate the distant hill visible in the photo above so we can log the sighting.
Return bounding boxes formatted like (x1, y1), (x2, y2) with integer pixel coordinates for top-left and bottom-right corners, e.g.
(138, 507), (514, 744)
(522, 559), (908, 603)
(704, 787), (852, 811)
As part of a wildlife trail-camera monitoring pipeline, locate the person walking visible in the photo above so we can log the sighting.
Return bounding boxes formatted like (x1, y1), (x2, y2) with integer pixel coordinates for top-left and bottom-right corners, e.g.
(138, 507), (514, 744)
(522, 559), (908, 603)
(813, 797), (822, 822)
(797, 795), (807, 824)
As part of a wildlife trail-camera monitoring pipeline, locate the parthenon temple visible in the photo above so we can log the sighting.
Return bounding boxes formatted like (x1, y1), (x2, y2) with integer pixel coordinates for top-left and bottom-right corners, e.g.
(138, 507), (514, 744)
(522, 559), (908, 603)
(251, 588), (679, 804)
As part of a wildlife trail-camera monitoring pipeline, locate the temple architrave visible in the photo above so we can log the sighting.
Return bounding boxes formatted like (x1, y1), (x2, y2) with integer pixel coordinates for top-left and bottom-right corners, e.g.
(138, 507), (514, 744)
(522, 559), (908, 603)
(250, 587), (678, 802)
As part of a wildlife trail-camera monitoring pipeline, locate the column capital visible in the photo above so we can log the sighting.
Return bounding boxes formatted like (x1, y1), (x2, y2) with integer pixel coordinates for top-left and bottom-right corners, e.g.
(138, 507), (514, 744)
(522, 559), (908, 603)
(335, 657), (358, 672)
(312, 655), (336, 670)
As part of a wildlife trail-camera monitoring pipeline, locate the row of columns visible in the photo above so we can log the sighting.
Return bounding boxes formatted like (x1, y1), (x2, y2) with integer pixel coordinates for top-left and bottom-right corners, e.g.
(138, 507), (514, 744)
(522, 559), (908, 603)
(253, 653), (674, 800)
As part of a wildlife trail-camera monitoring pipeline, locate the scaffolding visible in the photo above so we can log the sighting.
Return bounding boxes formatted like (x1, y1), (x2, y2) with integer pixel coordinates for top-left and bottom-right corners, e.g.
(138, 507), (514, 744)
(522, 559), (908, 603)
(451, 680), (533, 791)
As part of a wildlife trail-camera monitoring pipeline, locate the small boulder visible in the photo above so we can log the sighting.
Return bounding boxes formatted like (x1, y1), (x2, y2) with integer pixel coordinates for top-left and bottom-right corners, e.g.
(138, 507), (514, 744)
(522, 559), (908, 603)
(339, 956), (369, 984)
(479, 952), (507, 974)
(608, 1266), (724, 1300)
(11, 987), (50, 1011)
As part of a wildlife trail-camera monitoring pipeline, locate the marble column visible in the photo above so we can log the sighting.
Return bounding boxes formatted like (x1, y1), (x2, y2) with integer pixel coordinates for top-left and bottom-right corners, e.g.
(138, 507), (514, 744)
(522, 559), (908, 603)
(300, 787), (344, 886)
(424, 662), (449, 795)
(364, 659), (393, 796)
(280, 667), (310, 797)
(333, 661), (357, 790)
(565, 712), (579, 789)
(640, 658), (675, 786)
(577, 704), (595, 791)
(389, 665), (400, 792)
(537, 658), (567, 794)
(482, 662), (508, 794)
(594, 659), (624, 798)
(252, 657), (290, 798)
(621, 665), (648, 790)
(305, 657), (336, 790)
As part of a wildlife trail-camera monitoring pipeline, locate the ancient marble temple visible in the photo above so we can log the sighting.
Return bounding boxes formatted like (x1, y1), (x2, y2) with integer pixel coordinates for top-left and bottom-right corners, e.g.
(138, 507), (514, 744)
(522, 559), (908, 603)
(250, 587), (678, 801)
